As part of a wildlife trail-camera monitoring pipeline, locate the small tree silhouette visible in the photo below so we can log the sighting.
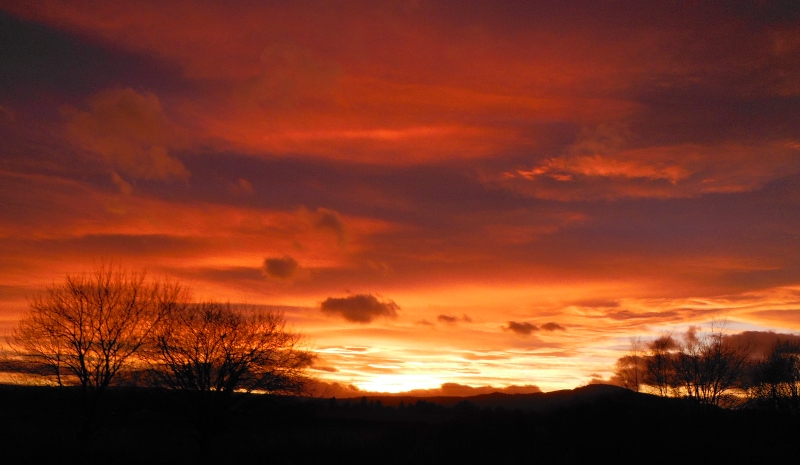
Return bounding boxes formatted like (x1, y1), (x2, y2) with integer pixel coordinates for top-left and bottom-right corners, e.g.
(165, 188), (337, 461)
(145, 301), (314, 440)
(747, 340), (800, 413)
(614, 337), (645, 392)
(617, 321), (751, 407)
(644, 335), (678, 397)
(671, 322), (750, 407)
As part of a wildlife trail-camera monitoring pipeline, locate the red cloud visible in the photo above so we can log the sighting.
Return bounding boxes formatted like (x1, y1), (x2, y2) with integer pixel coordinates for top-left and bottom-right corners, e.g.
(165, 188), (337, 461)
(64, 88), (189, 182)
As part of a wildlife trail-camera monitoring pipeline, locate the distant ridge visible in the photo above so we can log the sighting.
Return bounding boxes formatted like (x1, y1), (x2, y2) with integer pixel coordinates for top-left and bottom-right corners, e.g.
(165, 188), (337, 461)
(336, 383), (652, 412)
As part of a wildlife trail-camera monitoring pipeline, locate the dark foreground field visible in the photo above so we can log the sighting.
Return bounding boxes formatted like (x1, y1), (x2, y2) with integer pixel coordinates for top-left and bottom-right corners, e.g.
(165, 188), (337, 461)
(1, 384), (799, 464)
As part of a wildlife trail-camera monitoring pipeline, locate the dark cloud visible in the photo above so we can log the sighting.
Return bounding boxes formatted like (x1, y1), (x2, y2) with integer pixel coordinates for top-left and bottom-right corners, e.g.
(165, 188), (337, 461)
(683, 325), (701, 345)
(437, 314), (472, 325)
(306, 380), (364, 398)
(262, 255), (299, 279)
(320, 294), (399, 323)
(0, 11), (184, 101)
(498, 384), (543, 395)
(403, 382), (542, 397)
(724, 330), (800, 359)
(312, 208), (346, 244)
(651, 335), (679, 351)
(587, 376), (614, 386)
(504, 321), (538, 336)
(306, 380), (540, 398)
(540, 322), (566, 332)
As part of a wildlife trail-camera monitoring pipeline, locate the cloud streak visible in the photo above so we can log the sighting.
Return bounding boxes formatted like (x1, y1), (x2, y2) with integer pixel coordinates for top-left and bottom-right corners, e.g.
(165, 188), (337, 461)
(498, 141), (800, 200)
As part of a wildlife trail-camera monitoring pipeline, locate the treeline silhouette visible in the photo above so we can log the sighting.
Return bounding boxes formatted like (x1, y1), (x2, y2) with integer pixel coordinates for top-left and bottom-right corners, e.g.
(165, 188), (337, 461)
(613, 321), (800, 413)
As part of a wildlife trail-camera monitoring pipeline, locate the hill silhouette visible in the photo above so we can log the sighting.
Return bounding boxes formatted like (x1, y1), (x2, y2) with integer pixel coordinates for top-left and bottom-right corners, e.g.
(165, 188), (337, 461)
(342, 383), (640, 411)
(1, 383), (798, 464)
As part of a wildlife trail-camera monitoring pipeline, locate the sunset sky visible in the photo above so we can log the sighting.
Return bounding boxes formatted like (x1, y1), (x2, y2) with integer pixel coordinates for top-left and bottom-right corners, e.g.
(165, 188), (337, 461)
(1, 1), (800, 394)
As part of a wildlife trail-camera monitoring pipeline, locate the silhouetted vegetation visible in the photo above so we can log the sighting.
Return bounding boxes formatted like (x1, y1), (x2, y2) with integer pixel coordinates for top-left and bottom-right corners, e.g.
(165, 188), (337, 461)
(144, 301), (313, 441)
(614, 323), (800, 414)
(4, 265), (312, 450)
(746, 340), (800, 413)
(7, 266), (185, 441)
(1, 383), (799, 464)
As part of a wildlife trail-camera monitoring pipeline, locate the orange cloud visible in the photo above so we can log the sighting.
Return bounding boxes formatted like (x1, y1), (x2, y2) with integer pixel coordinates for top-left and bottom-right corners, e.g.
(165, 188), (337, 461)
(0, 1), (646, 164)
(0, 170), (396, 293)
(64, 88), (189, 182)
(13, 0), (793, 171)
(517, 155), (688, 184)
(498, 141), (800, 200)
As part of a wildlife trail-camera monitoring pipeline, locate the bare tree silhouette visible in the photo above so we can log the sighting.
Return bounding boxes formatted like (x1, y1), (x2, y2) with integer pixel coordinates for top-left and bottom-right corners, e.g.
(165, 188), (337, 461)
(145, 301), (314, 440)
(614, 337), (645, 392)
(671, 322), (750, 407)
(617, 322), (750, 407)
(7, 265), (185, 438)
(644, 334), (678, 397)
(747, 340), (800, 413)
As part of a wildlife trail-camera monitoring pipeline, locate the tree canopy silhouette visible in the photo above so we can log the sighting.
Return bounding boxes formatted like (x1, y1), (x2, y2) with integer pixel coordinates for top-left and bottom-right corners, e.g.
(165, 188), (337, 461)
(9, 266), (183, 397)
(613, 322), (754, 407)
(747, 340), (800, 413)
(145, 301), (314, 439)
(7, 265), (185, 442)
